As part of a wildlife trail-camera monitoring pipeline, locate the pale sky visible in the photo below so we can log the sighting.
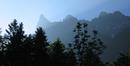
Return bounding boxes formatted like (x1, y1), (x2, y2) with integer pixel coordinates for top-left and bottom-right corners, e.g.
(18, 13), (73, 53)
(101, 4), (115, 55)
(0, 0), (130, 34)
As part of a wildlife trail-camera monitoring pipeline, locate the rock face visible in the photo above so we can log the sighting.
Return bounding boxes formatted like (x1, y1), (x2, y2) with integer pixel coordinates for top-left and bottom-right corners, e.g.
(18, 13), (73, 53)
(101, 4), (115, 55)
(37, 11), (130, 62)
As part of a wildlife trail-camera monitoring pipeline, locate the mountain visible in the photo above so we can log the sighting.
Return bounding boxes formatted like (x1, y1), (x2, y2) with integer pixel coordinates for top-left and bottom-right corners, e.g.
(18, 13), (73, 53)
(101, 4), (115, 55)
(42, 15), (79, 43)
(91, 11), (130, 37)
(37, 14), (51, 29)
(37, 11), (130, 62)
(90, 11), (130, 61)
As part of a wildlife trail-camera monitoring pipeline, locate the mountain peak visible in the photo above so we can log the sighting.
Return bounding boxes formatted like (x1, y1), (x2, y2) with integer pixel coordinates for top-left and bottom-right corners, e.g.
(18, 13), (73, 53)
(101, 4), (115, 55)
(65, 15), (76, 19)
(39, 14), (50, 23)
(99, 11), (108, 17)
(63, 15), (78, 22)
(37, 14), (50, 29)
(113, 11), (123, 16)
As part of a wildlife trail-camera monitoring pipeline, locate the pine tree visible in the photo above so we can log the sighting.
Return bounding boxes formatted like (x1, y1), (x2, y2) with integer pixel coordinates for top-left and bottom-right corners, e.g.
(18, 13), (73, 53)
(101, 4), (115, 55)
(0, 29), (4, 66)
(73, 22), (105, 66)
(0, 29), (8, 66)
(50, 39), (66, 66)
(23, 34), (34, 66)
(33, 27), (49, 66)
(5, 19), (25, 66)
(65, 43), (77, 66)
(114, 52), (130, 66)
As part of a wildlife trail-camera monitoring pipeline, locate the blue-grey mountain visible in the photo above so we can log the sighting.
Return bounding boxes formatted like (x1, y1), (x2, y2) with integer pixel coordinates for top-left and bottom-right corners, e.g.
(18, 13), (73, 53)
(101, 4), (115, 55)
(37, 11), (130, 62)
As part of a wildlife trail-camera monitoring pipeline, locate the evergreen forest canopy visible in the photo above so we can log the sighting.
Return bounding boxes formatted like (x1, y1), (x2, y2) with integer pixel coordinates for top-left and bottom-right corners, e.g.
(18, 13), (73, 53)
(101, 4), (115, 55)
(0, 12), (130, 66)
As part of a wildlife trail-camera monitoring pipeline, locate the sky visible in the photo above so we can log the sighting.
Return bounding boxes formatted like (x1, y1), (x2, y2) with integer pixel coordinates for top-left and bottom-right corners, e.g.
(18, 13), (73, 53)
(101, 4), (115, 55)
(0, 0), (130, 34)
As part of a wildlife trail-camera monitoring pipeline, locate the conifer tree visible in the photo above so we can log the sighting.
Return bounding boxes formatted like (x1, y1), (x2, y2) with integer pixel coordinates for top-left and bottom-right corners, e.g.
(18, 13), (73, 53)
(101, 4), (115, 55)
(0, 29), (4, 66)
(5, 19), (25, 66)
(65, 43), (77, 66)
(50, 39), (66, 66)
(33, 27), (49, 66)
(73, 22), (105, 66)
(114, 52), (130, 66)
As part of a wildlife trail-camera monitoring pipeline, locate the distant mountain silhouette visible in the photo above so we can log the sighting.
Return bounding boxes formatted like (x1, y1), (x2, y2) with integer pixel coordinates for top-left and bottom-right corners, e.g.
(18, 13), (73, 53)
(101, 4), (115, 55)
(37, 11), (130, 62)
(37, 14), (51, 29)
(91, 11), (130, 37)
(90, 11), (130, 61)
(45, 15), (78, 43)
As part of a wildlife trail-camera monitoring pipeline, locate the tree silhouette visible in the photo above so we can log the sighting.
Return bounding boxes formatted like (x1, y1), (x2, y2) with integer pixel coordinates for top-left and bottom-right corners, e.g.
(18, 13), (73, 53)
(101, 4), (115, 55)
(49, 39), (66, 66)
(33, 27), (49, 66)
(5, 19), (26, 66)
(65, 43), (77, 66)
(73, 22), (105, 66)
(0, 29), (5, 66)
(22, 34), (34, 66)
(114, 52), (130, 66)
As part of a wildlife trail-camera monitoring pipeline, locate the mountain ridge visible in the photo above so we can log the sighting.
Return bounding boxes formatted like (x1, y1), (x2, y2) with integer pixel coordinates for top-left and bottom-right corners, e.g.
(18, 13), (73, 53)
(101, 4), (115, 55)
(37, 11), (130, 62)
